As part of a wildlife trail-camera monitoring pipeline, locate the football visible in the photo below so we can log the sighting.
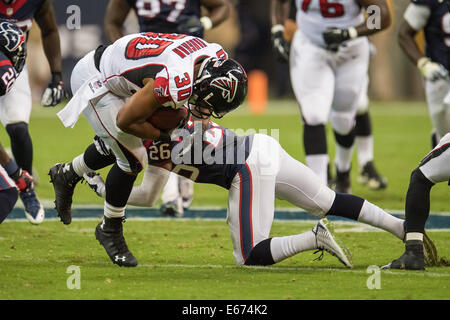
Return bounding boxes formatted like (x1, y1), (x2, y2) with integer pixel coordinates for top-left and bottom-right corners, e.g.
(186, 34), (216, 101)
(147, 106), (189, 131)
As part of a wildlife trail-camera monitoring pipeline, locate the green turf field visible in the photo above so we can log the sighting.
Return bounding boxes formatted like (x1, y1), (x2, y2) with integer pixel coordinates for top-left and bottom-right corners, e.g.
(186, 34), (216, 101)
(0, 220), (449, 300)
(0, 99), (449, 301)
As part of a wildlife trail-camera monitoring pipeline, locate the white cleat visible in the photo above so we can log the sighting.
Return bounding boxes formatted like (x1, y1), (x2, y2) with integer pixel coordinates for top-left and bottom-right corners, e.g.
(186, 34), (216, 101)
(313, 218), (353, 268)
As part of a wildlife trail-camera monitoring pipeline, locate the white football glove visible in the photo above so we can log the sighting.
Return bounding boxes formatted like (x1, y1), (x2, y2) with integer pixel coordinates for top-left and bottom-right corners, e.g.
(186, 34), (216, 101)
(83, 172), (106, 198)
(417, 57), (449, 82)
(41, 72), (66, 106)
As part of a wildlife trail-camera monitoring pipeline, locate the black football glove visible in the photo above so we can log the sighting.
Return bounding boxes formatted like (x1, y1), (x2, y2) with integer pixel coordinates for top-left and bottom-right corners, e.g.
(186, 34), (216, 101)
(271, 25), (290, 63)
(323, 27), (357, 51)
(177, 16), (203, 37)
(41, 72), (66, 107)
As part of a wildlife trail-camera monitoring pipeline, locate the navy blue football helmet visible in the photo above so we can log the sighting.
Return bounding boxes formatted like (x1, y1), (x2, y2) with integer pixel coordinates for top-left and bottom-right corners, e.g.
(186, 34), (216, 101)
(189, 57), (248, 118)
(0, 19), (26, 73)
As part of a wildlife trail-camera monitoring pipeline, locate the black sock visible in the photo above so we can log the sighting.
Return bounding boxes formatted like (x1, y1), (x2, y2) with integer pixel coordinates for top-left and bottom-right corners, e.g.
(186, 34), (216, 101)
(355, 112), (372, 137)
(334, 127), (356, 149)
(303, 124), (327, 155)
(244, 238), (275, 266)
(326, 192), (365, 221)
(405, 168), (434, 233)
(105, 164), (137, 208)
(6, 122), (33, 173)
(83, 143), (116, 171)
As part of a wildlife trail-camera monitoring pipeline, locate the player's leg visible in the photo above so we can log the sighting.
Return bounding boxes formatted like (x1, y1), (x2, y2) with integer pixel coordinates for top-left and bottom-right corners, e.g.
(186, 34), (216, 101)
(388, 133), (450, 270)
(227, 134), (352, 267)
(355, 76), (387, 190)
(86, 95), (146, 267)
(180, 176), (194, 209)
(0, 187), (18, 224)
(331, 38), (370, 193)
(290, 31), (335, 185)
(425, 78), (450, 144)
(160, 172), (183, 217)
(0, 66), (44, 224)
(274, 142), (405, 240)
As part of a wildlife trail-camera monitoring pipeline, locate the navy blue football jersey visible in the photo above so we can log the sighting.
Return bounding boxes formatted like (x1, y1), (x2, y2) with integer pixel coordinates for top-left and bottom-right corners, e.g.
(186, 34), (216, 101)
(412, 0), (450, 70)
(0, 50), (17, 96)
(126, 0), (202, 35)
(147, 118), (253, 189)
(0, 0), (46, 34)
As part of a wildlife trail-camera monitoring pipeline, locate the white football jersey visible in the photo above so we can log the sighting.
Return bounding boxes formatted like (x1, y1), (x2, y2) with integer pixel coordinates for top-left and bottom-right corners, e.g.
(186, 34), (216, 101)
(99, 32), (228, 108)
(295, 0), (365, 47)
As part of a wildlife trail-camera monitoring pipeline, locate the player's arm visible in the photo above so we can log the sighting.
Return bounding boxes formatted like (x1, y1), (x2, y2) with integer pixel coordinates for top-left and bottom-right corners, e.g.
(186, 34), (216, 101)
(270, 0), (291, 62)
(323, 0), (391, 50)
(34, 0), (65, 106)
(354, 0), (392, 36)
(200, 0), (230, 30)
(104, 0), (131, 43)
(116, 78), (169, 141)
(398, 3), (447, 81)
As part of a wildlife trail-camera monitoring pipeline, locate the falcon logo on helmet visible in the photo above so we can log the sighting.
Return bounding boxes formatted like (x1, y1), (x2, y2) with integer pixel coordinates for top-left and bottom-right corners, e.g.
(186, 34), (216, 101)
(190, 57), (248, 119)
(210, 73), (238, 103)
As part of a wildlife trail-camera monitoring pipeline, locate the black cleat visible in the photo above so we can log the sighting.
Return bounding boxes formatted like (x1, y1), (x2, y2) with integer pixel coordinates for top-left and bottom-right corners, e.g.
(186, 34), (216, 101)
(48, 163), (82, 225)
(334, 166), (352, 194)
(95, 216), (138, 267)
(357, 161), (387, 190)
(384, 240), (425, 270)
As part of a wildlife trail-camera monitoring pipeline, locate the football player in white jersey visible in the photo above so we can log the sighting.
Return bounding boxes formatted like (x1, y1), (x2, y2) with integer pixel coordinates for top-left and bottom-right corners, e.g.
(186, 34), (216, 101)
(49, 32), (248, 267)
(270, 0), (391, 193)
(384, 133), (450, 270)
(398, 0), (450, 147)
(104, 0), (231, 218)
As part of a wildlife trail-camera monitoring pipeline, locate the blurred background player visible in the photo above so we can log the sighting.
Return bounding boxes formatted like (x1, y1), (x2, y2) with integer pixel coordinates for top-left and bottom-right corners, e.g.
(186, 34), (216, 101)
(0, 0), (65, 223)
(274, 2), (387, 191)
(398, 0), (450, 148)
(103, 0), (231, 217)
(384, 133), (450, 270)
(270, 0), (391, 194)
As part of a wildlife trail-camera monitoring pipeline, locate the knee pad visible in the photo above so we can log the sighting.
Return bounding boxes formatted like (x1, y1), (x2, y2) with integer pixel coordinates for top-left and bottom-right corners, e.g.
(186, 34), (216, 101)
(116, 144), (146, 174)
(331, 112), (355, 136)
(303, 124), (327, 155)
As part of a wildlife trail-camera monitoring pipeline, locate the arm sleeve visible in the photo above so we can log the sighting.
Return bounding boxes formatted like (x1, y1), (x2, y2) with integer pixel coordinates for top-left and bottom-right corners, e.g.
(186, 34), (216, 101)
(404, 2), (431, 31)
(127, 165), (171, 207)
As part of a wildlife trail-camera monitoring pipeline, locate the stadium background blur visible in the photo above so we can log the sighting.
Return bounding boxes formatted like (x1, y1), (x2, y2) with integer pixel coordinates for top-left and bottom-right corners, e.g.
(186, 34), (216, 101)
(26, 0), (424, 104)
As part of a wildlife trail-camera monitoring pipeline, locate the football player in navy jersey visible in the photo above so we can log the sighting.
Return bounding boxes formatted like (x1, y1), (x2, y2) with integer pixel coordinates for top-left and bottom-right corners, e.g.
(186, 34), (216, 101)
(104, 0), (230, 43)
(0, 0), (65, 224)
(399, 0), (450, 147)
(84, 102), (419, 269)
(383, 133), (450, 270)
(104, 0), (230, 218)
